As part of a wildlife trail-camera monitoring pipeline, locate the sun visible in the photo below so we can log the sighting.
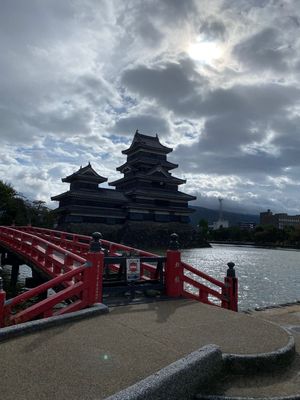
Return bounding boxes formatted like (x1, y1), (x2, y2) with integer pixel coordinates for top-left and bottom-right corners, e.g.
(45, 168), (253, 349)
(187, 40), (223, 65)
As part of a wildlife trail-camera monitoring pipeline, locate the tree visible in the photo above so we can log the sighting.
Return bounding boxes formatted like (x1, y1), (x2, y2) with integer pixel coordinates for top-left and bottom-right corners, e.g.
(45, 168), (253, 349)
(0, 180), (54, 227)
(0, 180), (19, 224)
(198, 219), (209, 240)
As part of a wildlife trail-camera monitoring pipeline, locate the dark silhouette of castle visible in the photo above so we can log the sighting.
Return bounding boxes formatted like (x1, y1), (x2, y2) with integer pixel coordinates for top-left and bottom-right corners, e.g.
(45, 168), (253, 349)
(51, 131), (196, 226)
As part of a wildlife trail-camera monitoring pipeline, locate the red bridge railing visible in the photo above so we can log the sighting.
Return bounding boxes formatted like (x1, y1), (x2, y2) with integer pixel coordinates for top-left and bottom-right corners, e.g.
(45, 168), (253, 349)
(0, 227), (103, 326)
(0, 226), (238, 328)
(165, 234), (238, 311)
(16, 226), (161, 279)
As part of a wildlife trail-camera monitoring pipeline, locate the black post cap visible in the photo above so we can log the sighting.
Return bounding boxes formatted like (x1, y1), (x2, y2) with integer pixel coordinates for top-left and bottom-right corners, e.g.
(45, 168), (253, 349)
(226, 262), (236, 277)
(90, 232), (103, 252)
(169, 233), (179, 250)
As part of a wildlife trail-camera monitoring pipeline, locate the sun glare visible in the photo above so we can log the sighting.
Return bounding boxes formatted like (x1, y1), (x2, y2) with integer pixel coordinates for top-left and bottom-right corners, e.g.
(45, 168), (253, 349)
(187, 40), (223, 65)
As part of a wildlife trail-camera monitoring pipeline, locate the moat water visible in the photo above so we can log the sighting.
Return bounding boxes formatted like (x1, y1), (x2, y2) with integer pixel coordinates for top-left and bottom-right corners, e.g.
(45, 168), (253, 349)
(1, 244), (300, 310)
(182, 244), (300, 310)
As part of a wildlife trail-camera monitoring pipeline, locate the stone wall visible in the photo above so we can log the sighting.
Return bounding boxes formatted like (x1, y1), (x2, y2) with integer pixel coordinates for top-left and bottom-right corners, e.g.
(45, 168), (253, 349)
(58, 221), (210, 249)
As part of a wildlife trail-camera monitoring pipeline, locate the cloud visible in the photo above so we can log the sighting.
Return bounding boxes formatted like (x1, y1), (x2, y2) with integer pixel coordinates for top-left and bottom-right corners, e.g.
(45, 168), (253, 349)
(111, 113), (171, 137)
(199, 17), (227, 41)
(233, 27), (291, 72)
(26, 107), (93, 136)
(122, 58), (207, 115)
(1, 0), (300, 216)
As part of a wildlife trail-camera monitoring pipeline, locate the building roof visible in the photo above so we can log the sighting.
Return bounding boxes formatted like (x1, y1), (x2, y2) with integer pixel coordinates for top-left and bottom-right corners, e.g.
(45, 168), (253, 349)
(51, 188), (127, 203)
(126, 203), (196, 214)
(124, 188), (196, 201)
(52, 205), (126, 218)
(122, 131), (172, 155)
(109, 171), (186, 187)
(62, 163), (107, 184)
(117, 157), (178, 172)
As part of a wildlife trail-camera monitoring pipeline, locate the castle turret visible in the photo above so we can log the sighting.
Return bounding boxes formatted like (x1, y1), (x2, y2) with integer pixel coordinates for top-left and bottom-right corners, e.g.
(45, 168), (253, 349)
(51, 163), (127, 225)
(109, 131), (196, 223)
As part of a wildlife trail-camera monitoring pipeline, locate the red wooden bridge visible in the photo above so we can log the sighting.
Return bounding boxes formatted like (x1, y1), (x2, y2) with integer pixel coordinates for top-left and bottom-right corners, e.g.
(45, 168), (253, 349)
(0, 226), (238, 328)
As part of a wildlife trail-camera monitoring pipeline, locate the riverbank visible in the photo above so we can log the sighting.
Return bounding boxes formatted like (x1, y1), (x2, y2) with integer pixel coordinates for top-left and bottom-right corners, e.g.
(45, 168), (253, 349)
(209, 240), (300, 250)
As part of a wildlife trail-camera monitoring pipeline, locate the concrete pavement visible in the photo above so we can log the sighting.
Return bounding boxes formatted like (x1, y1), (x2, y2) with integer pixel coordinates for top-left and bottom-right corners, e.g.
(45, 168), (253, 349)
(0, 299), (294, 400)
(197, 303), (300, 399)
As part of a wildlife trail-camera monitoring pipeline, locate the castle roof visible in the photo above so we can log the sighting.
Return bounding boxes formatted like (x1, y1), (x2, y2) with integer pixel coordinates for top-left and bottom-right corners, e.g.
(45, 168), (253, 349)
(128, 188), (196, 201)
(51, 188), (127, 202)
(116, 157), (178, 172)
(62, 163), (107, 184)
(109, 171), (186, 187)
(122, 131), (172, 155)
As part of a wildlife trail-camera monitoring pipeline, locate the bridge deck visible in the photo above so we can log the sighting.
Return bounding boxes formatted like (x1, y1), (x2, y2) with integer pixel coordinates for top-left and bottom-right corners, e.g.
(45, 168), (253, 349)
(0, 299), (291, 400)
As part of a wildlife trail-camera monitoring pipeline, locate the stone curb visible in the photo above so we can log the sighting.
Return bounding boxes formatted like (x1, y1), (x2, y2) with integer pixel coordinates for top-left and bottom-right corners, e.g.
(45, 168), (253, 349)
(223, 330), (295, 374)
(243, 300), (300, 313)
(104, 345), (223, 400)
(195, 395), (300, 400)
(0, 303), (109, 342)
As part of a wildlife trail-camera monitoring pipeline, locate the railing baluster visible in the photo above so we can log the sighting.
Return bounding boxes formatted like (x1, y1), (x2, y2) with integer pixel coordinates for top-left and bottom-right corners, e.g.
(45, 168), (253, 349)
(0, 277), (6, 328)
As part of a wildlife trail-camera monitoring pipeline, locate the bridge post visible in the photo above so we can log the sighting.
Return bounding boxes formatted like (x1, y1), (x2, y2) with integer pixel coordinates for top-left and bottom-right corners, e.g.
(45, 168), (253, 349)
(165, 233), (183, 297)
(10, 260), (20, 293)
(223, 262), (238, 311)
(0, 276), (6, 327)
(85, 232), (104, 304)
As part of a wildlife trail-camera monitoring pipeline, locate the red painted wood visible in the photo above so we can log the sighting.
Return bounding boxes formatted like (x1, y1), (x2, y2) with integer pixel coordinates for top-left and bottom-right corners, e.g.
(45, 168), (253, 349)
(0, 287), (6, 328)
(11, 282), (86, 324)
(0, 225), (238, 327)
(183, 275), (224, 301)
(165, 250), (183, 297)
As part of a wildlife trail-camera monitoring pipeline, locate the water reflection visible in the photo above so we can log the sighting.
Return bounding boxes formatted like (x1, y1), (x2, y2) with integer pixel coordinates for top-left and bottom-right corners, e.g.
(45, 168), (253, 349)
(1, 264), (32, 299)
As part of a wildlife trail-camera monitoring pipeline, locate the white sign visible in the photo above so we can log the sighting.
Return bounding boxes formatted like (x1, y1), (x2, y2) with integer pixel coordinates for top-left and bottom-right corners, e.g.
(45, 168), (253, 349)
(126, 258), (140, 281)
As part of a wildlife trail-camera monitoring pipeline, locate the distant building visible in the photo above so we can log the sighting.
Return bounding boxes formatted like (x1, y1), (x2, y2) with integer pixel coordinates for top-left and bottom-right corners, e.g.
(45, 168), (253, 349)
(51, 131), (196, 226)
(212, 220), (229, 230)
(239, 221), (256, 230)
(260, 209), (300, 229)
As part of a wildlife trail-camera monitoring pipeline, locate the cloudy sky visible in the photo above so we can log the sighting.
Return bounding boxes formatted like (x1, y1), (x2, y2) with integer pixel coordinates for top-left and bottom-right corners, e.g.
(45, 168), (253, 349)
(1, 0), (300, 215)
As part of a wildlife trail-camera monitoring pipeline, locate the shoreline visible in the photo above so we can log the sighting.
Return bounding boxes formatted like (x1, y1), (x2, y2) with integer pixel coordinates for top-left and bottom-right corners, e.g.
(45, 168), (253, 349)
(209, 240), (300, 251)
(243, 299), (300, 313)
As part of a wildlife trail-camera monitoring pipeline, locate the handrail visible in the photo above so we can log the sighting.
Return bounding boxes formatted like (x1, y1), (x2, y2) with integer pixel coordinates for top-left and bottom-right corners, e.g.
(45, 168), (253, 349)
(0, 225), (238, 323)
(183, 275), (224, 301)
(182, 261), (225, 289)
(181, 260), (228, 307)
(4, 266), (87, 325)
(17, 226), (161, 279)
(0, 226), (104, 327)
(6, 266), (85, 308)
(0, 227), (85, 279)
(17, 226), (159, 258)
(0, 227), (85, 263)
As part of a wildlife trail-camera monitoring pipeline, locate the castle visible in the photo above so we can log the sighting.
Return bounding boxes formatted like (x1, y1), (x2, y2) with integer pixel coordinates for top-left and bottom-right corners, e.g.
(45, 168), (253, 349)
(51, 131), (196, 226)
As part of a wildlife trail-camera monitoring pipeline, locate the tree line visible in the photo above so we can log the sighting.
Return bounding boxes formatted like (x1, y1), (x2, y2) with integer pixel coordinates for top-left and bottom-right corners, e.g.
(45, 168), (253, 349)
(0, 180), (54, 227)
(198, 219), (300, 247)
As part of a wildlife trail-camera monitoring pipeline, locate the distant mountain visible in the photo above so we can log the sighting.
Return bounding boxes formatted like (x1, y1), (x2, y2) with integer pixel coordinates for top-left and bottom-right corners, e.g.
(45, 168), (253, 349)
(190, 206), (260, 227)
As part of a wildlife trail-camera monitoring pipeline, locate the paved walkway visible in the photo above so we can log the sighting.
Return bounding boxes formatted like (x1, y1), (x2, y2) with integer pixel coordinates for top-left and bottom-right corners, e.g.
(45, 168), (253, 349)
(199, 303), (300, 398)
(0, 299), (292, 400)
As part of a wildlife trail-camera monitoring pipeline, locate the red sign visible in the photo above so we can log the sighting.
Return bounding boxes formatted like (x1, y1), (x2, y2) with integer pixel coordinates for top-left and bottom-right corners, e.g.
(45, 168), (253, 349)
(129, 263), (137, 272)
